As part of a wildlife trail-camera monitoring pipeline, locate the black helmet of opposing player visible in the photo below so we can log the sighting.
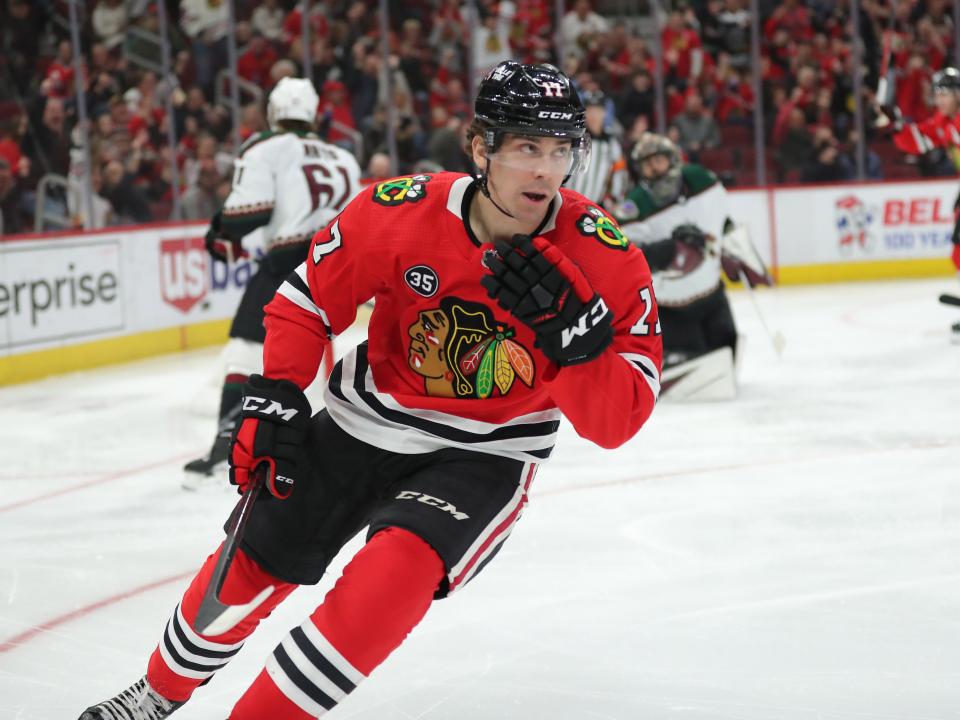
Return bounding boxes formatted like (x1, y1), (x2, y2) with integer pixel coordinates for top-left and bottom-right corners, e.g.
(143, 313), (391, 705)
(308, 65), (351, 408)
(933, 67), (960, 93)
(473, 61), (590, 188)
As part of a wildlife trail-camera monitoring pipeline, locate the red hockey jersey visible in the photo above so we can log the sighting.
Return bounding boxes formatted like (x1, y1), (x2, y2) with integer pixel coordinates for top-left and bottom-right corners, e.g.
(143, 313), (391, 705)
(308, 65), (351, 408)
(893, 110), (960, 155)
(262, 172), (662, 463)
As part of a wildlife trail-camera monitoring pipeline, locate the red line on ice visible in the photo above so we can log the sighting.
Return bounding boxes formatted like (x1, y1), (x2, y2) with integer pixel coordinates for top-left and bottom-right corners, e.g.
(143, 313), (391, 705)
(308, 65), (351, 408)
(0, 453), (196, 514)
(0, 570), (196, 655)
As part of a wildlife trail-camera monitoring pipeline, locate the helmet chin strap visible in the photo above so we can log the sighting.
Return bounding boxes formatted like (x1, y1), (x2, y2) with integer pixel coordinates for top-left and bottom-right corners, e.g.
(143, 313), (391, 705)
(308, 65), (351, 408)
(477, 155), (517, 221)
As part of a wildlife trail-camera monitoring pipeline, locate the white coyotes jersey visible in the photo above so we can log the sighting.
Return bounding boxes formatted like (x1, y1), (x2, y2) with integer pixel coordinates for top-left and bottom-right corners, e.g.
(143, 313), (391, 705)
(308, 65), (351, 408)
(620, 181), (728, 307)
(224, 132), (361, 253)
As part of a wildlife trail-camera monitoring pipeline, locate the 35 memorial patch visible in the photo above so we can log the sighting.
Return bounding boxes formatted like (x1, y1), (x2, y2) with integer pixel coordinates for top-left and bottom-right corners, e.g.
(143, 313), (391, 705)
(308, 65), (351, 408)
(372, 174), (432, 206)
(576, 206), (628, 250)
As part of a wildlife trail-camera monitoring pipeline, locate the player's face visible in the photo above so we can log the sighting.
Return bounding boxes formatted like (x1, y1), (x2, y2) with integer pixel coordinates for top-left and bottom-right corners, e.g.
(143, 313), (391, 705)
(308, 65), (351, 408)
(640, 153), (671, 181)
(485, 135), (572, 222)
(407, 309), (450, 378)
(934, 90), (959, 115)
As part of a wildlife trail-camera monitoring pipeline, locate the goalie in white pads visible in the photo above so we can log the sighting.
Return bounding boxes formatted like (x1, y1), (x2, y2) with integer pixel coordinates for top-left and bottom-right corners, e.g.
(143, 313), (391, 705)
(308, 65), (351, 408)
(615, 132), (771, 400)
(183, 77), (361, 486)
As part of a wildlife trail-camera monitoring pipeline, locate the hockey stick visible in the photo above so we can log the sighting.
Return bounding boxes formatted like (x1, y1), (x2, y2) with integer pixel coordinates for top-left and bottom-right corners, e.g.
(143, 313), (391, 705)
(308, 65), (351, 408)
(739, 270), (786, 357)
(194, 463), (275, 636)
(939, 293), (960, 307)
(874, 28), (896, 128)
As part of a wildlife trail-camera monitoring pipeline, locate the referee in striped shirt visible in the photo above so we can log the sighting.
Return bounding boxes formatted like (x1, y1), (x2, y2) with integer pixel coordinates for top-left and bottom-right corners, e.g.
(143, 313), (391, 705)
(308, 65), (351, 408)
(566, 89), (627, 208)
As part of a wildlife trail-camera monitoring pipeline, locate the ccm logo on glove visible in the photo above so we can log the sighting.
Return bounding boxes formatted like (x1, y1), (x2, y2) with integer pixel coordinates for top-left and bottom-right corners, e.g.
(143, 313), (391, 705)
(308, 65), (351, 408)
(561, 297), (610, 348)
(481, 234), (614, 366)
(230, 375), (311, 499)
(242, 396), (302, 421)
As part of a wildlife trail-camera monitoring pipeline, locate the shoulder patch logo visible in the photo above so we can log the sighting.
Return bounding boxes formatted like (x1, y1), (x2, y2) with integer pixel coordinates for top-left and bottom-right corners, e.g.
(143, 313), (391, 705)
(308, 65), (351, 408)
(372, 174), (432, 206)
(404, 265), (439, 297)
(576, 206), (629, 250)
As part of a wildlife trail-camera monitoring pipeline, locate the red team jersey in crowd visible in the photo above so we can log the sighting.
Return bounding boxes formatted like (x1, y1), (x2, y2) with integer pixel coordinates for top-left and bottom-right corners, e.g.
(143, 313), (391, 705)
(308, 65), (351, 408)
(260, 172), (663, 463)
(893, 110), (960, 155)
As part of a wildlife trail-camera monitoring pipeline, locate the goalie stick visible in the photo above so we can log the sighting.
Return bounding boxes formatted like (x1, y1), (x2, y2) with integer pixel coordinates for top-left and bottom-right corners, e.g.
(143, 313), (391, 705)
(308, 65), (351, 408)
(739, 270), (787, 357)
(194, 463), (275, 636)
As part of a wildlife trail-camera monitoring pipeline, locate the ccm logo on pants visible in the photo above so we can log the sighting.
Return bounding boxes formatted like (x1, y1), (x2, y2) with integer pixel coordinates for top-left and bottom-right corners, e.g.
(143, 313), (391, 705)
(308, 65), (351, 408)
(396, 491), (470, 520)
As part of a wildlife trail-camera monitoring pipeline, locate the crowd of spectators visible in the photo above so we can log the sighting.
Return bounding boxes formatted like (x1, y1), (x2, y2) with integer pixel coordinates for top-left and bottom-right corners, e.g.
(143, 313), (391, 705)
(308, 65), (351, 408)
(0, 0), (956, 234)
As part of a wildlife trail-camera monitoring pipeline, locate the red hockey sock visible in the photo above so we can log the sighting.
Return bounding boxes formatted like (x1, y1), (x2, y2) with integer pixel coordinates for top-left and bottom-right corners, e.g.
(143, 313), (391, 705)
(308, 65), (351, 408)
(230, 527), (445, 719)
(147, 543), (296, 702)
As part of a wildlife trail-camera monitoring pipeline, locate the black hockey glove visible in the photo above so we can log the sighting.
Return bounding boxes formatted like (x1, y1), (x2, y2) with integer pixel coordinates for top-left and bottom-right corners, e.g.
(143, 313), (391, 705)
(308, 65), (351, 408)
(205, 211), (247, 263)
(877, 104), (903, 131)
(670, 223), (707, 249)
(229, 374), (311, 499)
(481, 235), (613, 366)
(661, 223), (709, 276)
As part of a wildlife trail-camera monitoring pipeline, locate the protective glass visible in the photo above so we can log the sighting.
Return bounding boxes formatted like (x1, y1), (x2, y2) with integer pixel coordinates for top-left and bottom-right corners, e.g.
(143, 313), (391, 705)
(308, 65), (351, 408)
(489, 136), (591, 177)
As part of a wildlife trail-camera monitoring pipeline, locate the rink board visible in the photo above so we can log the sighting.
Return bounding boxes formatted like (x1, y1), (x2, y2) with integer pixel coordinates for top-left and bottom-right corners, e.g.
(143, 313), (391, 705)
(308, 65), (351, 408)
(0, 222), (257, 385)
(2, 177), (958, 385)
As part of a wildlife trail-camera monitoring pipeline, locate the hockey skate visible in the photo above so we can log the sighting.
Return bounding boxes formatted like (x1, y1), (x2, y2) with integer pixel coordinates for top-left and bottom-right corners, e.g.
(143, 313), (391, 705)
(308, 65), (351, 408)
(78, 676), (183, 720)
(182, 432), (231, 490)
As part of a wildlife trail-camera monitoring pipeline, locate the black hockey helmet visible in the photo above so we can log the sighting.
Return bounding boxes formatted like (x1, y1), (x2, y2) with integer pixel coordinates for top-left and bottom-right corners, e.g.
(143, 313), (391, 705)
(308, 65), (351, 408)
(474, 61), (587, 147)
(933, 67), (960, 93)
(472, 61), (590, 193)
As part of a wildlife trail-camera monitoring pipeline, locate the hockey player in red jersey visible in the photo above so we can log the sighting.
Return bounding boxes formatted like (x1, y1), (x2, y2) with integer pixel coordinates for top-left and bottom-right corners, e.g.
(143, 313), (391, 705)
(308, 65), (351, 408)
(78, 61), (662, 720)
(888, 67), (960, 172)
(884, 67), (960, 341)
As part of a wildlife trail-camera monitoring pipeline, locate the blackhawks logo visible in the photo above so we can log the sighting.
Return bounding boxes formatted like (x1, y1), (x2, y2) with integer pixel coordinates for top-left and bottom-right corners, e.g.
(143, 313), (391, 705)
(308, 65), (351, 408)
(407, 297), (535, 399)
(372, 174), (432, 206)
(577, 206), (628, 250)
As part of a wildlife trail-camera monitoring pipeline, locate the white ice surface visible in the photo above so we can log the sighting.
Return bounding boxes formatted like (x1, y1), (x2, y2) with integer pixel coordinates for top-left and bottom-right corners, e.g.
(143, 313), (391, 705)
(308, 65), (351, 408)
(1, 277), (959, 720)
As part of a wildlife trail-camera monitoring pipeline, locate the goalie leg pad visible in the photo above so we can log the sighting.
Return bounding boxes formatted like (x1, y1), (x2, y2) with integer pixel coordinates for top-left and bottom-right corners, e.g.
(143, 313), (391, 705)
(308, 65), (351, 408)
(660, 346), (737, 401)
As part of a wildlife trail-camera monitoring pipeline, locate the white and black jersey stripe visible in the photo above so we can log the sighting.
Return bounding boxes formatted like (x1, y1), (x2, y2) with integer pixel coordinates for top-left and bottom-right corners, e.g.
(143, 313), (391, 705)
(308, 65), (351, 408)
(323, 343), (561, 463)
(265, 619), (366, 716)
(620, 352), (661, 400)
(158, 603), (245, 681)
(567, 133), (625, 205)
(277, 263), (335, 339)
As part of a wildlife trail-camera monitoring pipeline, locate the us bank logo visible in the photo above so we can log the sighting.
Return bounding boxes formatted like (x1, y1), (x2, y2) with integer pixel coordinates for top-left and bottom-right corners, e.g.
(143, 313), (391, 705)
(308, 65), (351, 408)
(834, 195), (878, 255)
(160, 237), (208, 313)
(159, 237), (261, 314)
